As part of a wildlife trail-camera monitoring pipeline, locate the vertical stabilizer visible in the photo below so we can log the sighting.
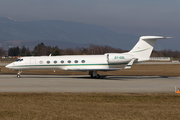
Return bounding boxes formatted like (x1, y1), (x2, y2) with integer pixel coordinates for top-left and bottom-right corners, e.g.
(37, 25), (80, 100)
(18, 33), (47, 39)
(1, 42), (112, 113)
(129, 36), (171, 61)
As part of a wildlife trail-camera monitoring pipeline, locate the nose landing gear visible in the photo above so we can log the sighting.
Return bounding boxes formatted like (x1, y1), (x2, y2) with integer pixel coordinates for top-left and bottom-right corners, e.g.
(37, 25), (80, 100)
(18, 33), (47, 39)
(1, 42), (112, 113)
(17, 71), (22, 78)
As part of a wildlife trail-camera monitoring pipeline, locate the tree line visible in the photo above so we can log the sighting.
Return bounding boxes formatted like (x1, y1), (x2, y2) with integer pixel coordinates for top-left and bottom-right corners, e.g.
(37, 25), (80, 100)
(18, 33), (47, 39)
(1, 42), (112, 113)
(0, 42), (180, 58)
(5, 43), (126, 56)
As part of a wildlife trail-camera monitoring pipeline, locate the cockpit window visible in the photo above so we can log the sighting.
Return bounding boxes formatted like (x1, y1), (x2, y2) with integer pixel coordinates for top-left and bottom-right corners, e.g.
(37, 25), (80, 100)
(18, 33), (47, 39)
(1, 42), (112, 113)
(15, 59), (20, 61)
(15, 59), (23, 62)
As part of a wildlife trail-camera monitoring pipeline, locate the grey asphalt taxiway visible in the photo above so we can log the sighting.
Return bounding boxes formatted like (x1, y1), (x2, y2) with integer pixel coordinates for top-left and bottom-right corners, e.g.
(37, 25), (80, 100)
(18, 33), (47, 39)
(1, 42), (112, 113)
(0, 75), (179, 93)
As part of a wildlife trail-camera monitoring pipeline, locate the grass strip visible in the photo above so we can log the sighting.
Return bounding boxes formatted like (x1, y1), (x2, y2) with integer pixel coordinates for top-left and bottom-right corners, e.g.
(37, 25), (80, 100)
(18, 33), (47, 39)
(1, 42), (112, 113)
(0, 93), (179, 120)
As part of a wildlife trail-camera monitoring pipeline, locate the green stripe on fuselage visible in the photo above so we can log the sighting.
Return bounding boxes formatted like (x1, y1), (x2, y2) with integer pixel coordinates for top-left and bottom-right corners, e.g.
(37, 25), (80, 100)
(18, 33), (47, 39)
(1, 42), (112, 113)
(13, 63), (128, 68)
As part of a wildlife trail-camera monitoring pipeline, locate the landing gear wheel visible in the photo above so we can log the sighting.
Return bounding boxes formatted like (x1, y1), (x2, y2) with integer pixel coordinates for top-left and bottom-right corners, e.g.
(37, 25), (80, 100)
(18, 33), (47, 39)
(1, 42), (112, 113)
(89, 71), (100, 79)
(95, 74), (100, 79)
(17, 75), (21, 78)
(89, 71), (93, 78)
(17, 71), (22, 78)
(90, 73), (93, 78)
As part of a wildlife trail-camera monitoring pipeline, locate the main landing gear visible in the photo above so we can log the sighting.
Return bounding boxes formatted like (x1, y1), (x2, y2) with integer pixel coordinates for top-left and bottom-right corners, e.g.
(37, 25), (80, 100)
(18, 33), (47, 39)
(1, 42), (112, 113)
(17, 71), (22, 78)
(89, 71), (100, 79)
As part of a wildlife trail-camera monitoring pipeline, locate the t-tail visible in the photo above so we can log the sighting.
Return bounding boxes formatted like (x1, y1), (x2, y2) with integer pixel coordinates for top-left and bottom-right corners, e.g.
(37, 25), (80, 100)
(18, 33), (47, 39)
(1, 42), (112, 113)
(129, 36), (171, 62)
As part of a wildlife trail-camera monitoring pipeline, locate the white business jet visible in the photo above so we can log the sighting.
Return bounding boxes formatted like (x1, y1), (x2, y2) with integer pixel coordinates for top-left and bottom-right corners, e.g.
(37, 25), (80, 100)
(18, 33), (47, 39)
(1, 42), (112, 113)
(6, 36), (171, 78)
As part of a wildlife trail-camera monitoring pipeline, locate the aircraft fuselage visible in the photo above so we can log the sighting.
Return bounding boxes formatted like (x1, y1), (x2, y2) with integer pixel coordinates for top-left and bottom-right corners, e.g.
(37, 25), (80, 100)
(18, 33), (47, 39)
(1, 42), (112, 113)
(6, 53), (134, 71)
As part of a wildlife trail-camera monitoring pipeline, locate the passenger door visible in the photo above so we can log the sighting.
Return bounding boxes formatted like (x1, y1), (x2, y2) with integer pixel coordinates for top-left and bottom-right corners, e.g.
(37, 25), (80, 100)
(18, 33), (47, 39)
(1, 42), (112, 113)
(30, 58), (36, 68)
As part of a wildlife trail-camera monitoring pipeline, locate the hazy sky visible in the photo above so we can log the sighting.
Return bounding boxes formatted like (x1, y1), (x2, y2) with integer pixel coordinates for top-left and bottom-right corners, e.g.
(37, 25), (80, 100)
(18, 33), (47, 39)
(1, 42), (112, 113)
(0, 0), (180, 42)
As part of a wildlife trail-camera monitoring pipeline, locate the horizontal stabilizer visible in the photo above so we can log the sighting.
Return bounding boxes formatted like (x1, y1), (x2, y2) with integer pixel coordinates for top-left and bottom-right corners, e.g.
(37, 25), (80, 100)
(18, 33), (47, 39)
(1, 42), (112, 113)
(124, 58), (137, 69)
(141, 36), (172, 40)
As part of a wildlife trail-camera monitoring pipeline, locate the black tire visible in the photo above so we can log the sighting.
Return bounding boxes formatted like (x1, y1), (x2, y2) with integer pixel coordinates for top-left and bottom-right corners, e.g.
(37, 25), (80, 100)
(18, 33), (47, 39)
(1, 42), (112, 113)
(17, 75), (21, 78)
(95, 74), (100, 79)
(90, 73), (93, 78)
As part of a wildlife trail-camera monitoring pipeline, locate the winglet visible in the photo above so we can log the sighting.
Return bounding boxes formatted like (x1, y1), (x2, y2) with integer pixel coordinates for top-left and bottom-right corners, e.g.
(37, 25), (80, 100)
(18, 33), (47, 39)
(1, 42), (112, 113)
(124, 58), (137, 69)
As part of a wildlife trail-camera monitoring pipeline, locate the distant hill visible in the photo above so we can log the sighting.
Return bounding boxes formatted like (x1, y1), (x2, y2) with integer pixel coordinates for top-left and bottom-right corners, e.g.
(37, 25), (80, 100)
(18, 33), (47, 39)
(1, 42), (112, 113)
(0, 17), (139, 50)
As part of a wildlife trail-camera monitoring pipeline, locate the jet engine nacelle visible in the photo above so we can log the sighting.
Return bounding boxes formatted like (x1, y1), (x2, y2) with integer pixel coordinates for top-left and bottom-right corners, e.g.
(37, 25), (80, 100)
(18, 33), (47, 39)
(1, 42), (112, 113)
(105, 53), (134, 64)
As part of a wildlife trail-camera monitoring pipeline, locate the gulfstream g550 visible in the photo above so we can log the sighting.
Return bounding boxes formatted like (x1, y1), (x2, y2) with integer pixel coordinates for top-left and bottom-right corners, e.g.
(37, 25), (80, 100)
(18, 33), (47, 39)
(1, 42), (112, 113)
(6, 36), (171, 78)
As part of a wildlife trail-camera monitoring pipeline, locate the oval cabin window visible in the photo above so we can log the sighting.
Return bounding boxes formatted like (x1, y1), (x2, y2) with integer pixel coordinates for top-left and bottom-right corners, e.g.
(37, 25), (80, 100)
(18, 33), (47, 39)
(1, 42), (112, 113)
(81, 60), (85, 63)
(54, 60), (57, 64)
(61, 60), (64, 63)
(39, 61), (43, 64)
(74, 60), (78, 63)
(47, 61), (50, 64)
(68, 60), (71, 63)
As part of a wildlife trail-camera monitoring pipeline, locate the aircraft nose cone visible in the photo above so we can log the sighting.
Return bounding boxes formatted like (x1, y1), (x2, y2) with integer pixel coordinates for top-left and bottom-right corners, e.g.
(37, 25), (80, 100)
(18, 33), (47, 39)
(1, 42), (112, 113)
(5, 63), (14, 69)
(5, 64), (10, 68)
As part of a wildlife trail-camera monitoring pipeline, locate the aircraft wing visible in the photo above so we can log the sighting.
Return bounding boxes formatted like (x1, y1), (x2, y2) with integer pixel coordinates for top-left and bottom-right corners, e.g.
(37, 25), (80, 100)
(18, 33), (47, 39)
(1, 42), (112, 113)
(67, 58), (137, 71)
(124, 58), (137, 69)
(67, 68), (121, 71)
